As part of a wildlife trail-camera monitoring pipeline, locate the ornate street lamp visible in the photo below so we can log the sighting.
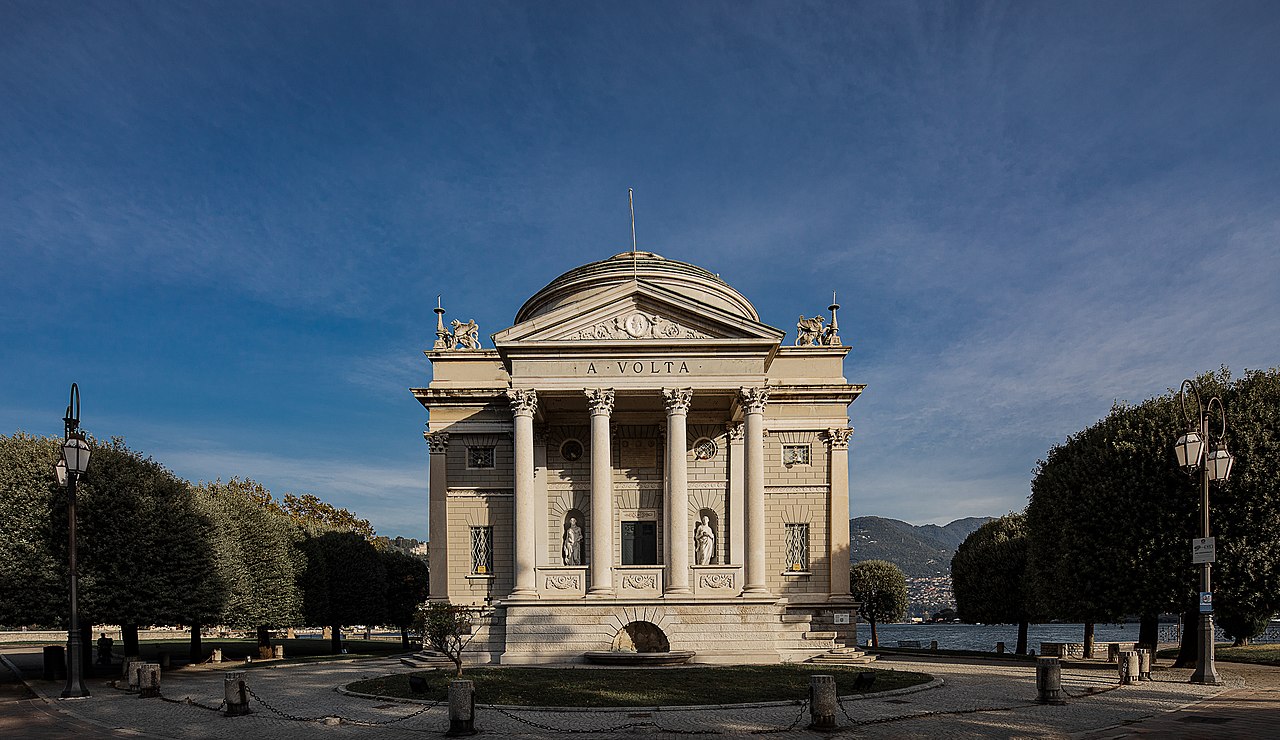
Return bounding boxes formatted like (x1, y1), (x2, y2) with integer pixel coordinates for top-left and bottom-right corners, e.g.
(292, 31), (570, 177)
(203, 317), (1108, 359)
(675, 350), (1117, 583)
(56, 383), (91, 699)
(1176, 378), (1232, 686)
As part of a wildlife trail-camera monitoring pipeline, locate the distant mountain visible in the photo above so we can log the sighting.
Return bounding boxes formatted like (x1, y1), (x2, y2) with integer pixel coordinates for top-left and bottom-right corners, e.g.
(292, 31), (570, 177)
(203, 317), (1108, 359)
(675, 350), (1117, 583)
(850, 516), (993, 577)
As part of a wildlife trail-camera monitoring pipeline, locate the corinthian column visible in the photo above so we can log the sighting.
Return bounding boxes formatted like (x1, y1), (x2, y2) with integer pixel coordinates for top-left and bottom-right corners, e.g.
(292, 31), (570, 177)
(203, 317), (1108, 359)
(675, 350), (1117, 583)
(663, 388), (693, 595)
(827, 427), (854, 600)
(507, 389), (538, 599)
(741, 387), (770, 596)
(425, 430), (449, 600)
(586, 388), (615, 595)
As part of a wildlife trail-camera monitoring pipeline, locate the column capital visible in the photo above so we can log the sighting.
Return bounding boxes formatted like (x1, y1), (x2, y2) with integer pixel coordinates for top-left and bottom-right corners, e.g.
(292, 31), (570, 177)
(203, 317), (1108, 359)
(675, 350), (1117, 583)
(585, 388), (616, 416)
(662, 388), (693, 415)
(725, 422), (744, 442)
(424, 430), (450, 454)
(506, 388), (538, 417)
(826, 427), (854, 450)
(739, 386), (769, 414)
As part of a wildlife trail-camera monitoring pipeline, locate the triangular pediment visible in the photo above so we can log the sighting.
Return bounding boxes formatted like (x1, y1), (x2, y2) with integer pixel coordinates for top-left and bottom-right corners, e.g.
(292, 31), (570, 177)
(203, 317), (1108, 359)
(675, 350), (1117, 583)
(492, 281), (784, 345)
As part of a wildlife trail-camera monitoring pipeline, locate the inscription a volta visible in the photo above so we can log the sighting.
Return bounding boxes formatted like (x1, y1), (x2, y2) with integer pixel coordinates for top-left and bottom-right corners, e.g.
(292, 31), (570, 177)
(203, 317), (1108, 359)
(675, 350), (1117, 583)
(585, 361), (691, 375)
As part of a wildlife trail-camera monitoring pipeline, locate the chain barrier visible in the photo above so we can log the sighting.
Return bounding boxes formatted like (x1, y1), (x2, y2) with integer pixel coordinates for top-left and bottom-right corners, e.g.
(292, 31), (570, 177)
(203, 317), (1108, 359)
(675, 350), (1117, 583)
(491, 706), (657, 734)
(837, 697), (1040, 728)
(242, 683), (442, 726)
(492, 698), (809, 736)
(159, 694), (227, 713)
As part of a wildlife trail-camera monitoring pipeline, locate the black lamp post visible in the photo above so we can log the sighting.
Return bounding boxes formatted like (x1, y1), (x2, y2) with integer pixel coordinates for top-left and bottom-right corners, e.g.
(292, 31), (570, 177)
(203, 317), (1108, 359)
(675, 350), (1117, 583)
(1174, 378), (1233, 686)
(56, 383), (92, 699)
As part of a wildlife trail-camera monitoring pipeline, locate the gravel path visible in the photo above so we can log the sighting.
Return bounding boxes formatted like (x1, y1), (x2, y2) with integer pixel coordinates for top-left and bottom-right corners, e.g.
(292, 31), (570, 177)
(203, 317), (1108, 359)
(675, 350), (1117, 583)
(4, 649), (1269, 739)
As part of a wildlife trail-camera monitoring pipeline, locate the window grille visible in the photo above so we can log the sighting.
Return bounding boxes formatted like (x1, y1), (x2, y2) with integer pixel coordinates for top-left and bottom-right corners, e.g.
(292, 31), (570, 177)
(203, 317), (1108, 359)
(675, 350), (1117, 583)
(785, 523), (809, 571)
(782, 443), (811, 466)
(467, 446), (496, 469)
(470, 526), (494, 574)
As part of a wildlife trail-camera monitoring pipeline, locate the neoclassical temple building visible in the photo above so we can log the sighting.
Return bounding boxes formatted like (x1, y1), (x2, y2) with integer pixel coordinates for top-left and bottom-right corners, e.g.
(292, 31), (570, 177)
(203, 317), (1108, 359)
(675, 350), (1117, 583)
(413, 252), (864, 664)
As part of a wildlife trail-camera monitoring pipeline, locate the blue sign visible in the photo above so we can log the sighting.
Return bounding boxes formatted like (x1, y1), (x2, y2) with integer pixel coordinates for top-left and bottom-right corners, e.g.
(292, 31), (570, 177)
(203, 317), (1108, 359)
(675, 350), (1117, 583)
(1199, 591), (1213, 613)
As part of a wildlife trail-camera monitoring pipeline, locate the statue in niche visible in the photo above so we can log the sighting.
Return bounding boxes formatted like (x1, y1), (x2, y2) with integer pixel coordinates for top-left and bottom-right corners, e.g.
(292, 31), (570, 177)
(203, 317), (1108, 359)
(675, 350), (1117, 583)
(450, 319), (481, 350)
(562, 517), (583, 566)
(796, 315), (826, 346)
(694, 515), (716, 565)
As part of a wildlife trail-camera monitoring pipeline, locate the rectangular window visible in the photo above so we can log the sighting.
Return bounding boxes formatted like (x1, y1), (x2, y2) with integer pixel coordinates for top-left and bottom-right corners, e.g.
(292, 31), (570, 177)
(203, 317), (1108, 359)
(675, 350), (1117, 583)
(470, 526), (494, 575)
(785, 523), (809, 572)
(467, 446), (495, 469)
(621, 521), (658, 565)
(782, 443), (811, 466)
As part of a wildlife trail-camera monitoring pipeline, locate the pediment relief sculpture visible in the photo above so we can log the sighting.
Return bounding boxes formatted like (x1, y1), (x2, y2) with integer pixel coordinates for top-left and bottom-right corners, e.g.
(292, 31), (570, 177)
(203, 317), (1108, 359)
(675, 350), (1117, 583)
(560, 311), (709, 341)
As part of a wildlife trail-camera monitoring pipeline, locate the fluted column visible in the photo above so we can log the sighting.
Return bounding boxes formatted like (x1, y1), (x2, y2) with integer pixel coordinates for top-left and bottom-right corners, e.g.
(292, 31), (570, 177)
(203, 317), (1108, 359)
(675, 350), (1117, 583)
(425, 431), (450, 600)
(726, 422), (745, 566)
(663, 388), (693, 595)
(507, 389), (538, 599)
(586, 389), (615, 596)
(741, 387), (770, 596)
(827, 427), (854, 599)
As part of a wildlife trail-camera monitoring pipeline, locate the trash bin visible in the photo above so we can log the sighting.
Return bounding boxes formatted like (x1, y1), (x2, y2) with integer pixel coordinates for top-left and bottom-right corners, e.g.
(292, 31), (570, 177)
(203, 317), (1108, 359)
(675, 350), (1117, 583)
(43, 645), (67, 681)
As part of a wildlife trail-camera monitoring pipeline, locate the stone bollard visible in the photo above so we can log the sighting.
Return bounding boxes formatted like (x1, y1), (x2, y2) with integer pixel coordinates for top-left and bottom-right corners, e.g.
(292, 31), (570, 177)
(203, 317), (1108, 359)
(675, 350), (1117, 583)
(157, 651), (171, 670)
(1036, 657), (1067, 705)
(447, 679), (477, 736)
(272, 645), (285, 660)
(224, 671), (251, 716)
(996, 642), (1005, 654)
(1118, 651), (1139, 685)
(211, 648), (223, 663)
(1136, 649), (1152, 681)
(1108, 643), (1121, 663)
(137, 663), (161, 698)
(807, 674), (839, 731)
(124, 660), (144, 691)
(930, 640), (938, 651)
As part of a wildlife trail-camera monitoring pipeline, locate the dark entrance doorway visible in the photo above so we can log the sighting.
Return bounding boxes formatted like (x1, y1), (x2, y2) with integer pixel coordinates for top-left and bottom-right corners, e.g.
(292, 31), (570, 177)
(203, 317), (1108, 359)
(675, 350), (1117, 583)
(621, 521), (657, 565)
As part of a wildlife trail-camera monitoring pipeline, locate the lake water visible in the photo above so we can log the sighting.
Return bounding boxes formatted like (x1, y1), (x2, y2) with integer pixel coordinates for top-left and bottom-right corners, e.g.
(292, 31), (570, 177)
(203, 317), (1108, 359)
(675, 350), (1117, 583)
(860, 622), (1143, 651)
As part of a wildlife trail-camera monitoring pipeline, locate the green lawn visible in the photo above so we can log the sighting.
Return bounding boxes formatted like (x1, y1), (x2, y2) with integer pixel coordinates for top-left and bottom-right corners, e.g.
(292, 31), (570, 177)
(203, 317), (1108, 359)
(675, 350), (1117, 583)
(347, 664), (932, 707)
(1156, 643), (1280, 666)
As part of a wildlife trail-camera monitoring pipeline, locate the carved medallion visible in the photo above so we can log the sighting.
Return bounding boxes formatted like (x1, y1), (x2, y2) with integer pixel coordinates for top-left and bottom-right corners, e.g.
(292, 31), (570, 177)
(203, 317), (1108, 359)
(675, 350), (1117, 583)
(622, 574), (657, 590)
(699, 573), (734, 589)
(545, 575), (580, 590)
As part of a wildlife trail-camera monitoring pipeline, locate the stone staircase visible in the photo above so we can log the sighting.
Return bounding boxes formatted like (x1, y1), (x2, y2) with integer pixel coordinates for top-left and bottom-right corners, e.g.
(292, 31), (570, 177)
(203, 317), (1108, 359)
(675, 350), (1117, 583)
(398, 650), (455, 669)
(807, 645), (877, 666)
(776, 612), (841, 663)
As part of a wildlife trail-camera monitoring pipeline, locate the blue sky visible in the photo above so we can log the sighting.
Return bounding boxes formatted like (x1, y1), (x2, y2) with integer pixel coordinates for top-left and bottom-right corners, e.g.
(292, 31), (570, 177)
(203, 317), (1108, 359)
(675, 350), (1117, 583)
(2, 1), (1278, 539)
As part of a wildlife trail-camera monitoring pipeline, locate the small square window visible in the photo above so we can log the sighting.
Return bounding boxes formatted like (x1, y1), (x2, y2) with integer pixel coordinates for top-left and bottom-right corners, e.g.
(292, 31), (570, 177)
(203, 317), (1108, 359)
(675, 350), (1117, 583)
(470, 526), (494, 575)
(782, 443), (811, 466)
(785, 523), (810, 572)
(467, 446), (495, 469)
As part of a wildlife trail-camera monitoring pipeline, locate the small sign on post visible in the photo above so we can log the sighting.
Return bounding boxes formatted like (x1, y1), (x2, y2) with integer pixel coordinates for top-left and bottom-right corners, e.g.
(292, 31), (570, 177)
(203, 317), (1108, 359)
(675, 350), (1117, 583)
(1199, 591), (1213, 613)
(1192, 537), (1216, 564)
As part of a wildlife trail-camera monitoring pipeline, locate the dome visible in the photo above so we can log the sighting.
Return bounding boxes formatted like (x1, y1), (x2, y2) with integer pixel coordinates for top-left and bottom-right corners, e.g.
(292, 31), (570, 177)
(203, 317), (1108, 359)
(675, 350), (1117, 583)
(515, 252), (759, 323)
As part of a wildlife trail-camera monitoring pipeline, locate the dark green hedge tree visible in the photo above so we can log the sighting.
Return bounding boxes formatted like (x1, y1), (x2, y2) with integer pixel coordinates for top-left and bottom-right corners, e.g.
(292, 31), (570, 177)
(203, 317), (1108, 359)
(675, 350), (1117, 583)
(850, 559), (908, 648)
(952, 513), (1039, 654)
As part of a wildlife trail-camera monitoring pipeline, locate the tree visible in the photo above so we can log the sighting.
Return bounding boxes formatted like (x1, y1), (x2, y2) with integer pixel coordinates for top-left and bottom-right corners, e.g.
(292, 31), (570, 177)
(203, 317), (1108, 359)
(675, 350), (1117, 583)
(850, 560), (907, 648)
(195, 478), (304, 658)
(0, 433), (66, 628)
(382, 549), (430, 648)
(415, 602), (478, 677)
(952, 513), (1038, 654)
(281, 493), (375, 539)
(1027, 367), (1280, 666)
(299, 528), (387, 653)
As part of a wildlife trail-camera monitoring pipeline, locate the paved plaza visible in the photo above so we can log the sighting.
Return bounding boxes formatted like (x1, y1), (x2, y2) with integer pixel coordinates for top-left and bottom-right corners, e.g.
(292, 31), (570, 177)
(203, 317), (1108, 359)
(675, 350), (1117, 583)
(3, 648), (1278, 738)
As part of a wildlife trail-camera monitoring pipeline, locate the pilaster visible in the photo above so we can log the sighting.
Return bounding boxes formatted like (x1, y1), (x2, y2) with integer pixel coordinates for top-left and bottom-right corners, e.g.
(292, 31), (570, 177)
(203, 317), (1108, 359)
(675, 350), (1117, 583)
(827, 427), (853, 599)
(425, 430), (450, 600)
